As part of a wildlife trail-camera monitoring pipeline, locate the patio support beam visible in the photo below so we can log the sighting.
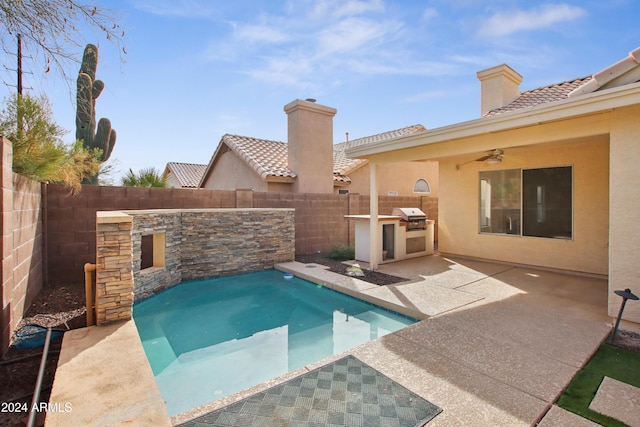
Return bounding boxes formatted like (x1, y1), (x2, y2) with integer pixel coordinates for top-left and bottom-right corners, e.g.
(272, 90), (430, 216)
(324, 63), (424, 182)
(369, 162), (379, 270)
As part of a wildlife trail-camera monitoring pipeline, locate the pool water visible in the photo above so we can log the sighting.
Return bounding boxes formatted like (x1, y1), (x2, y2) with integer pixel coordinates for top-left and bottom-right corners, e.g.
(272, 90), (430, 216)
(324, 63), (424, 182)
(133, 270), (416, 416)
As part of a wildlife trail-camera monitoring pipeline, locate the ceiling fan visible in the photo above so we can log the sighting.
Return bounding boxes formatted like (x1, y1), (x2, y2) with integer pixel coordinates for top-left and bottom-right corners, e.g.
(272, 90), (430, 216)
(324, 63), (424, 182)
(475, 149), (504, 164)
(455, 149), (504, 170)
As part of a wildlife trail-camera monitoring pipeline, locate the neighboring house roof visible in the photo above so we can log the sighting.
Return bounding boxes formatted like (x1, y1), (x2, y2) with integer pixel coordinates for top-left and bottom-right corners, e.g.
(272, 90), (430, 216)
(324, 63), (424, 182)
(164, 162), (207, 188)
(485, 76), (593, 116)
(200, 125), (426, 187)
(333, 124), (427, 181)
(221, 134), (295, 181)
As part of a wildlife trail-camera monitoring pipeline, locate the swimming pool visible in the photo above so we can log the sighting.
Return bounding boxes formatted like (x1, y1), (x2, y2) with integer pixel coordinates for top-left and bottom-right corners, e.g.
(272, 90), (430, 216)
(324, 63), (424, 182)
(133, 270), (416, 416)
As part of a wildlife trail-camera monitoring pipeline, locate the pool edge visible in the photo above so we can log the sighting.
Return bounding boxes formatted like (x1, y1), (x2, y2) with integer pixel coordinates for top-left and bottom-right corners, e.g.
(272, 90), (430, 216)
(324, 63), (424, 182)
(275, 261), (429, 321)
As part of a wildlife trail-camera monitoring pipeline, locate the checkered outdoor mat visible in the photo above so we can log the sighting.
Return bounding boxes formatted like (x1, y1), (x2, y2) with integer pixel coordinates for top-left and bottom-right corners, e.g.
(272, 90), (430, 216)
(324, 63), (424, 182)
(178, 355), (442, 427)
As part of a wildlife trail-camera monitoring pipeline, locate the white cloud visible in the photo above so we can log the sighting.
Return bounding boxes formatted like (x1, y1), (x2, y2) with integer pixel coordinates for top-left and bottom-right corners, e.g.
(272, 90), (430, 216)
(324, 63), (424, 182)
(334, 0), (385, 18)
(317, 18), (394, 55)
(235, 24), (289, 44)
(478, 4), (587, 37)
(200, 0), (456, 89)
(246, 54), (315, 88)
(421, 7), (438, 22)
(311, 0), (384, 19)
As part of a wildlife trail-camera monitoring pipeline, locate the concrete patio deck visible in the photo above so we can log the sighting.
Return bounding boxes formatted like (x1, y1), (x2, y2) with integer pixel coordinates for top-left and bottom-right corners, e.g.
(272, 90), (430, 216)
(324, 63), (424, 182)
(47, 254), (614, 426)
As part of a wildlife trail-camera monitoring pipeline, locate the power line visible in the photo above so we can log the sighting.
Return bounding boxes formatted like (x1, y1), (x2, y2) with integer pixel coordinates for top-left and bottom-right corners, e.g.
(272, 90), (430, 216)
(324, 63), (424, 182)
(4, 34), (34, 94)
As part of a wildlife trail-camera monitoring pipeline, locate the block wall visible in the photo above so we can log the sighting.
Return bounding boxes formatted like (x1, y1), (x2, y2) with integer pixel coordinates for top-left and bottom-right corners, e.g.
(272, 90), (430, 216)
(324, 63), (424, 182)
(1, 137), (44, 355)
(46, 184), (434, 285)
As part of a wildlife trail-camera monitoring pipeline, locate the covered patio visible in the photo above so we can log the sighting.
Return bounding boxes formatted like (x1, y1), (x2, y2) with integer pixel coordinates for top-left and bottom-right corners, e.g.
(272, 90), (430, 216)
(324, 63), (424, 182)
(346, 48), (640, 331)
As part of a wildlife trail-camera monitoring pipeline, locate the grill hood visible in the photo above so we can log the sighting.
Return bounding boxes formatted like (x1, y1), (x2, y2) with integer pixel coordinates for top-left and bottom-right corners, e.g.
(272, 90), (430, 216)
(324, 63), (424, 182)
(392, 207), (427, 220)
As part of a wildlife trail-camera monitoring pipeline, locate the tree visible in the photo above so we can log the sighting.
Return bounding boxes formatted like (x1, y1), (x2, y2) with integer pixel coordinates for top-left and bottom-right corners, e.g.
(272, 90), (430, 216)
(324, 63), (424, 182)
(0, 93), (102, 193)
(0, 0), (125, 82)
(121, 167), (168, 188)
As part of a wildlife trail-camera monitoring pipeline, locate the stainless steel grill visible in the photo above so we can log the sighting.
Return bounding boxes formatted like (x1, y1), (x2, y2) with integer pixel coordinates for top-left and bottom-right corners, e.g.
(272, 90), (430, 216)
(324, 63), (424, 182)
(392, 207), (427, 230)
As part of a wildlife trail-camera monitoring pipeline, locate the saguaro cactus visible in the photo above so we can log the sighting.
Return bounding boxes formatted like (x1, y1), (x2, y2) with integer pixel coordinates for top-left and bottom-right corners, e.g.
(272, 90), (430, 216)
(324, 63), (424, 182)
(76, 44), (116, 164)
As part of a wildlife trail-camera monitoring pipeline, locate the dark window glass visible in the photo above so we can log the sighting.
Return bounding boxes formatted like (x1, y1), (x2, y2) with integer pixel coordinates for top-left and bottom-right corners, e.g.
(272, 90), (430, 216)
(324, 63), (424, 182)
(522, 167), (572, 238)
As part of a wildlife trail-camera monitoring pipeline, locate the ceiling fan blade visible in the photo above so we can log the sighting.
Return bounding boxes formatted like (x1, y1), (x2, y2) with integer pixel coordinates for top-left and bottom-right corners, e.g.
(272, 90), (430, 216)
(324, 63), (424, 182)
(475, 155), (491, 161)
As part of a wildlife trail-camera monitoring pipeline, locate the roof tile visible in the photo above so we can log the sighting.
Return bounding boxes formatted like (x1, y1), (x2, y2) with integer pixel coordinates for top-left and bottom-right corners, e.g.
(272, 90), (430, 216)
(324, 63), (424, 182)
(165, 162), (207, 188)
(485, 76), (593, 116)
(221, 125), (426, 183)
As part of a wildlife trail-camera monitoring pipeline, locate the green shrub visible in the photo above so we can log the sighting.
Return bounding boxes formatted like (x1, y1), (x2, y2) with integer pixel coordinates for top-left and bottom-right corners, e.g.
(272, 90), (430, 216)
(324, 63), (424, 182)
(328, 245), (355, 261)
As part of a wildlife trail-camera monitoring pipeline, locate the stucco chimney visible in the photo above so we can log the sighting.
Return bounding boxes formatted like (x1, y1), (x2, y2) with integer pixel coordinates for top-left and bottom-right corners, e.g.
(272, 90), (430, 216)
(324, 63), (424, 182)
(284, 99), (337, 194)
(477, 64), (522, 116)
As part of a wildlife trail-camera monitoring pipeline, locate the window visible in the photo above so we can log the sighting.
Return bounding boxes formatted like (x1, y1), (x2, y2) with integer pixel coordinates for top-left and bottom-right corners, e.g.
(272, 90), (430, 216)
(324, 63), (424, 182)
(413, 179), (431, 193)
(479, 169), (521, 234)
(522, 167), (572, 238)
(479, 166), (572, 239)
(140, 232), (166, 270)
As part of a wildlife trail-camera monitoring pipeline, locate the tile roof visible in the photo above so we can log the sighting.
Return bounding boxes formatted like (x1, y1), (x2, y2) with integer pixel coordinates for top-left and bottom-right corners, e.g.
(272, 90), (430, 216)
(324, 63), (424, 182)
(222, 134), (295, 180)
(217, 125), (426, 185)
(164, 162), (207, 188)
(333, 125), (427, 179)
(484, 76), (593, 116)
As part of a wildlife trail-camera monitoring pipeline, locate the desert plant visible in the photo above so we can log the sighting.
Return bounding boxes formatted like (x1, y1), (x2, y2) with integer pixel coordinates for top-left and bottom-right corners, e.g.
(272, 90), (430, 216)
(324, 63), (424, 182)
(328, 244), (355, 261)
(76, 44), (116, 171)
(121, 167), (168, 188)
(0, 93), (102, 193)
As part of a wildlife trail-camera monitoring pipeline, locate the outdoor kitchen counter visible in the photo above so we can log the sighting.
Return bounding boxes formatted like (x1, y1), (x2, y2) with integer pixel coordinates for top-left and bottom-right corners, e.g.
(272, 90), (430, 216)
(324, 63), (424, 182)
(344, 215), (402, 220)
(345, 215), (435, 263)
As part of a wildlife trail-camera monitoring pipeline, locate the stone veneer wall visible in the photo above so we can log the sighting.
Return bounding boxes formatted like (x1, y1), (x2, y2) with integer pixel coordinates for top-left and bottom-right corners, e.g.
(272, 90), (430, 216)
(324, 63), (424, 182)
(95, 208), (295, 324)
(95, 212), (134, 324)
(179, 210), (295, 282)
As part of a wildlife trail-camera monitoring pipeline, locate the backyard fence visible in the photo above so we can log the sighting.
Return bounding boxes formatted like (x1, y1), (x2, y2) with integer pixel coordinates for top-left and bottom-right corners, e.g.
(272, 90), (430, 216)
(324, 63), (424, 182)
(46, 184), (436, 285)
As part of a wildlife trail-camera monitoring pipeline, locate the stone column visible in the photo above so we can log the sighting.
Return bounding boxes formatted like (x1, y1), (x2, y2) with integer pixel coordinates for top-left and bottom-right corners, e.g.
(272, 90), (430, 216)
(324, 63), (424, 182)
(95, 212), (133, 324)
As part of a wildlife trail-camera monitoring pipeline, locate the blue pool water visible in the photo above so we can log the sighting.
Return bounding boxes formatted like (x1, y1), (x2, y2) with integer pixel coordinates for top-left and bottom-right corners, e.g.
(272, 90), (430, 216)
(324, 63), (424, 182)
(133, 270), (416, 416)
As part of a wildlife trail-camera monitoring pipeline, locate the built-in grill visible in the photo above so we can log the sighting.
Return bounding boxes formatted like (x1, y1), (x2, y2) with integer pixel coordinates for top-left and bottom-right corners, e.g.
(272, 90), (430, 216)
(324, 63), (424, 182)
(392, 207), (427, 230)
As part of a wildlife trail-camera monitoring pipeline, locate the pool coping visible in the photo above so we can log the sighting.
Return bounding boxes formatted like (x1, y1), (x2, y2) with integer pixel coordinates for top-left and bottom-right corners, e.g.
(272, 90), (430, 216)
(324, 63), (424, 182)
(46, 320), (171, 427)
(275, 262), (429, 320)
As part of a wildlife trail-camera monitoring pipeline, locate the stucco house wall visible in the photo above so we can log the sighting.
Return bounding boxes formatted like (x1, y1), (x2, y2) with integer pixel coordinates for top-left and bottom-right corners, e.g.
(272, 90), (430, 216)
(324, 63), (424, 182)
(438, 137), (609, 275)
(165, 173), (182, 189)
(345, 161), (439, 197)
(202, 150), (270, 192)
(609, 104), (640, 323)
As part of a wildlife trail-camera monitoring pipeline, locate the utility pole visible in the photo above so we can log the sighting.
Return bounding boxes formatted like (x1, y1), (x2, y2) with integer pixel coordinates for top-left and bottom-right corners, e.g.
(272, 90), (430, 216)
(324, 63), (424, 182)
(16, 34), (24, 139)
(17, 34), (23, 95)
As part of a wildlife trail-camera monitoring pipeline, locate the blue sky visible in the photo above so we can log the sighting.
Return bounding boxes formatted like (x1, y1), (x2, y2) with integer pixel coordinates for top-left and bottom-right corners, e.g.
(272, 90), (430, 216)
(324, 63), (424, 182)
(1, 0), (639, 183)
